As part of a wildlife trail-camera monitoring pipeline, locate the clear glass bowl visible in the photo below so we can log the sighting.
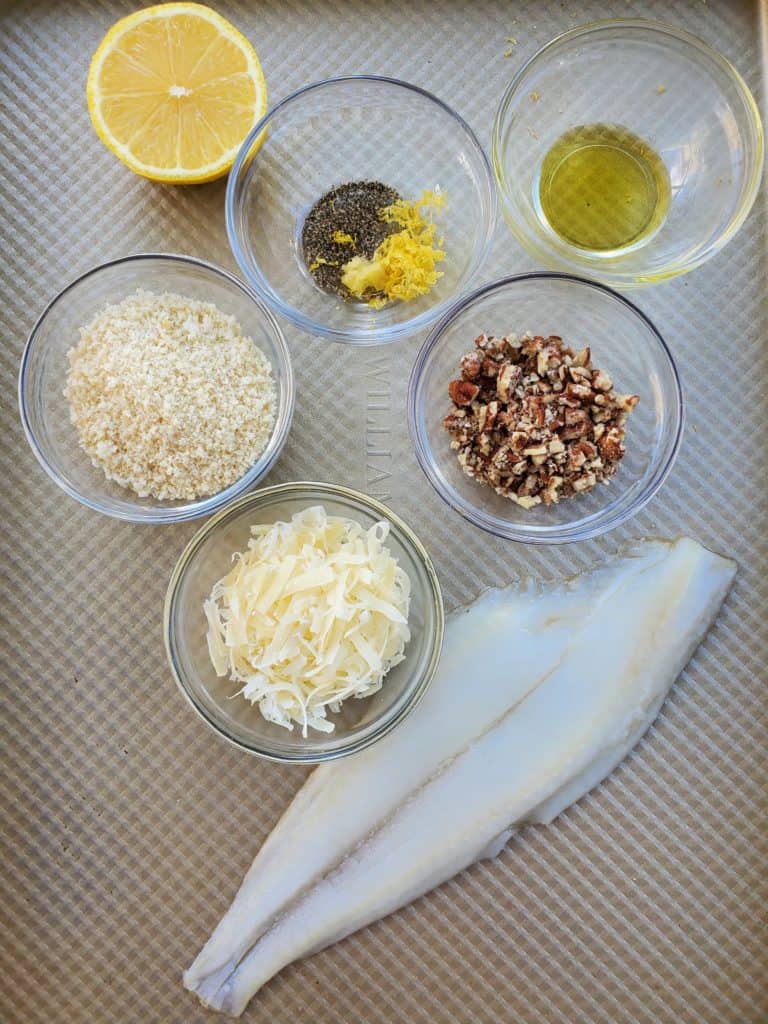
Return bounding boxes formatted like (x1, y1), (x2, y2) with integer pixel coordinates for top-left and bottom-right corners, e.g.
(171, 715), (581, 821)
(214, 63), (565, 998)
(408, 273), (683, 544)
(226, 75), (497, 344)
(492, 20), (764, 286)
(164, 482), (445, 762)
(19, 254), (295, 523)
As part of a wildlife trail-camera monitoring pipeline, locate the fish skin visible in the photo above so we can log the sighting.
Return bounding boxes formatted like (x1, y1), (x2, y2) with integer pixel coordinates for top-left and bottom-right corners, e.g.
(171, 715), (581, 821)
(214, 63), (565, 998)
(185, 538), (736, 1016)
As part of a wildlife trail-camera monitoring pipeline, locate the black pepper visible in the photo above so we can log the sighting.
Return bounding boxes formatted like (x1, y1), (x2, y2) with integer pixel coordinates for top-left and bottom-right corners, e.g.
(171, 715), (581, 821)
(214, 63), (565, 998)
(301, 180), (401, 299)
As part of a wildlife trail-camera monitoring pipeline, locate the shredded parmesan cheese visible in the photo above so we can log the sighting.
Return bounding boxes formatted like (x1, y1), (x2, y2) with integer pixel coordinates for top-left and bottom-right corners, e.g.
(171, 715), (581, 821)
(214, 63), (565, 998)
(341, 190), (447, 308)
(204, 506), (412, 736)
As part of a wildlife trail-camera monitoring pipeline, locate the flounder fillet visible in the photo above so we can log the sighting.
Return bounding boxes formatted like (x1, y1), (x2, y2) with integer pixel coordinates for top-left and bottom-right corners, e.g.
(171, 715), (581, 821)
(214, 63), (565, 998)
(185, 538), (736, 1015)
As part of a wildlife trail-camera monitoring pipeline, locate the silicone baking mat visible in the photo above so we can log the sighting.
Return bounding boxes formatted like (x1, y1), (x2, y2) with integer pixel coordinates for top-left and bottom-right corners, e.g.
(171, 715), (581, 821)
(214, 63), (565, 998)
(1, 1), (766, 1022)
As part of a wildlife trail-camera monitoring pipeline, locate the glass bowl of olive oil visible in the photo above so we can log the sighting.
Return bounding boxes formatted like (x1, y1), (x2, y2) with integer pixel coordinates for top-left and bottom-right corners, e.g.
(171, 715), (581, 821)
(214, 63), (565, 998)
(492, 20), (764, 287)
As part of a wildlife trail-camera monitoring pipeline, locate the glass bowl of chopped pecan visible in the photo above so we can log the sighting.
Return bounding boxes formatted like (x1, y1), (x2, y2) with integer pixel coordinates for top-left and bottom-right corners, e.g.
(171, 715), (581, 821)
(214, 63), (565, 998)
(408, 273), (683, 544)
(226, 75), (497, 344)
(19, 254), (295, 523)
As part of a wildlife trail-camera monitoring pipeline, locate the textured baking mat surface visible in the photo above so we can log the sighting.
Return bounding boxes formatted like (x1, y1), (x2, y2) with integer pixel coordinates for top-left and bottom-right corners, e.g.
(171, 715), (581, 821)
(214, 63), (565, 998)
(1, 1), (766, 1022)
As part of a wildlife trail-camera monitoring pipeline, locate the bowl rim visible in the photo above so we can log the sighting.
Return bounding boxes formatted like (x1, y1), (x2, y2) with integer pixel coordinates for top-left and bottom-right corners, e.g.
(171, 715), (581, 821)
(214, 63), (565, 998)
(491, 18), (765, 286)
(18, 251), (296, 524)
(226, 73), (498, 345)
(164, 480), (446, 763)
(407, 271), (685, 544)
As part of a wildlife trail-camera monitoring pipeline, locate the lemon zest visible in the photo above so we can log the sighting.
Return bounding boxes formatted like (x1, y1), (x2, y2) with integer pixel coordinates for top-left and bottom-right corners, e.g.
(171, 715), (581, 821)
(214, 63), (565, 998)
(309, 256), (340, 272)
(341, 190), (447, 308)
(332, 231), (356, 245)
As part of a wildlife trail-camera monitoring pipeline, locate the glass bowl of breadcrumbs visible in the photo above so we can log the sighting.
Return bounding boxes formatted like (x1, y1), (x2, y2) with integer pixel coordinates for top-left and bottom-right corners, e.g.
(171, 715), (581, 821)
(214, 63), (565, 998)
(19, 254), (295, 523)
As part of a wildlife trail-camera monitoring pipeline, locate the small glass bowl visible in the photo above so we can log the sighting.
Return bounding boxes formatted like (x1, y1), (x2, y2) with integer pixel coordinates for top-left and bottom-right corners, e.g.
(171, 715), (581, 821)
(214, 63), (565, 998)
(226, 75), (497, 345)
(164, 482), (445, 762)
(492, 20), (764, 286)
(408, 273), (683, 544)
(19, 254), (295, 523)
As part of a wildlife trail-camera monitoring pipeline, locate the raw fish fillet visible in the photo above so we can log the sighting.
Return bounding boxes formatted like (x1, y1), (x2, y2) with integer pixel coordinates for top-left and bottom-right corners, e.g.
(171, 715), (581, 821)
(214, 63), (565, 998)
(185, 538), (735, 1015)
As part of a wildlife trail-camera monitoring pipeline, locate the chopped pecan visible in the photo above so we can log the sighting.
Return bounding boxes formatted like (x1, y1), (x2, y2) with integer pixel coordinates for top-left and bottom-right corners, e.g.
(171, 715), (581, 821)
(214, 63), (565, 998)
(496, 408), (520, 432)
(573, 346), (591, 367)
(560, 408), (592, 440)
(615, 393), (640, 412)
(572, 439), (598, 462)
(476, 401), (499, 434)
(564, 382), (595, 403)
(522, 394), (547, 427)
(459, 351), (483, 379)
(443, 331), (638, 510)
(572, 472), (597, 493)
(484, 400), (499, 431)
(598, 427), (625, 461)
(536, 339), (563, 376)
(541, 475), (563, 505)
(448, 379), (479, 405)
(484, 336), (511, 359)
(443, 411), (468, 432)
(568, 438), (598, 471)
(569, 364), (592, 383)
(517, 473), (539, 497)
(592, 368), (613, 391)
(497, 362), (522, 401)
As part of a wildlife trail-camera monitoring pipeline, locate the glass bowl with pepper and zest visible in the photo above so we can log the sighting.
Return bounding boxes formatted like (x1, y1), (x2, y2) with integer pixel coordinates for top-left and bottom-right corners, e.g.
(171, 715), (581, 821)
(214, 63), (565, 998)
(226, 75), (497, 345)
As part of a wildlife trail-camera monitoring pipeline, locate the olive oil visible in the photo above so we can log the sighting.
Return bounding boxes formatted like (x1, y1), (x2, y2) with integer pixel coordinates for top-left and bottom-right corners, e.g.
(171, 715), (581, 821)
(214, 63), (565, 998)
(537, 124), (671, 253)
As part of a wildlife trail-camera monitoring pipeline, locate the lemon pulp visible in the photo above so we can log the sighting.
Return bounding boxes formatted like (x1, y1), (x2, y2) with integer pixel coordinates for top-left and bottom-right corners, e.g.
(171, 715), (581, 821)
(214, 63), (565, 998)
(87, 3), (267, 183)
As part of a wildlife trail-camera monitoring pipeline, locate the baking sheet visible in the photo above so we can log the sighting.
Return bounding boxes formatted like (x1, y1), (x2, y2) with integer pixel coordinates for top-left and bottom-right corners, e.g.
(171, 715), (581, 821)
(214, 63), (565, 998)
(1, 1), (766, 1022)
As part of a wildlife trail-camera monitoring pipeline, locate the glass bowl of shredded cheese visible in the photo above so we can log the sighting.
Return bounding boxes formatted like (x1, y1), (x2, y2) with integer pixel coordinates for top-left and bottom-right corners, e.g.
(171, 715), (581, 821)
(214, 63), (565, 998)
(226, 76), (497, 345)
(164, 482), (445, 762)
(19, 254), (295, 523)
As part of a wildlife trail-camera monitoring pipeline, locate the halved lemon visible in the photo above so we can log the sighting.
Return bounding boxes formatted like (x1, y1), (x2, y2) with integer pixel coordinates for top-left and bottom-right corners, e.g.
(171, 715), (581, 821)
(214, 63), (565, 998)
(87, 3), (267, 183)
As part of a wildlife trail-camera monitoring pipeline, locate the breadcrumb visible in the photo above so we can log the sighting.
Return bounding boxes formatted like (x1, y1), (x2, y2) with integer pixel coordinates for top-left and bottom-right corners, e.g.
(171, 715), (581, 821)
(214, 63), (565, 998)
(64, 291), (276, 501)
